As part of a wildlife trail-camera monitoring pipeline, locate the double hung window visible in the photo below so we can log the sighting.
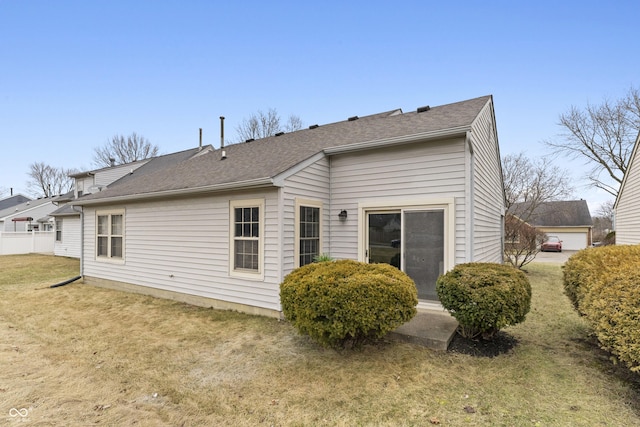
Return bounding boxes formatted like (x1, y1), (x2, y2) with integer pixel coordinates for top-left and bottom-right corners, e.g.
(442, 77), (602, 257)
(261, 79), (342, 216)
(230, 199), (264, 277)
(97, 211), (124, 260)
(295, 199), (322, 267)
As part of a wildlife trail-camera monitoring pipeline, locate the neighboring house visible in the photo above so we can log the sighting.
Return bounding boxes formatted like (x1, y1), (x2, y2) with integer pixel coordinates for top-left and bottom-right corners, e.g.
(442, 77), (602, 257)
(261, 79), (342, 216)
(50, 154), (202, 258)
(504, 213), (538, 251)
(0, 197), (57, 232)
(0, 194), (31, 211)
(511, 200), (593, 250)
(614, 131), (640, 244)
(72, 95), (504, 317)
(0, 197), (58, 255)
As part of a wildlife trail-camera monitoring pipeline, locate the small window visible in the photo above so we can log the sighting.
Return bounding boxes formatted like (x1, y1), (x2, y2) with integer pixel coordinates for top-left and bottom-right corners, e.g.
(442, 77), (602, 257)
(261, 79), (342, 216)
(295, 199), (322, 267)
(96, 211), (124, 260)
(55, 220), (62, 242)
(230, 199), (264, 277)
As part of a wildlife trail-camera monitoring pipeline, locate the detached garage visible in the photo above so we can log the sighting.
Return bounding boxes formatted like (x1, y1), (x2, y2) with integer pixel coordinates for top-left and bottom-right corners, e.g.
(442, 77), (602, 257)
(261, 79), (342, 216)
(512, 200), (593, 251)
(540, 230), (589, 251)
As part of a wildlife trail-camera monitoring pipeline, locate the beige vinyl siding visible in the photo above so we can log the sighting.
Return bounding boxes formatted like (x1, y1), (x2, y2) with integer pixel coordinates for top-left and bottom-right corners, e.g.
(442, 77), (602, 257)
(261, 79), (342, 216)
(330, 139), (468, 263)
(82, 189), (282, 311)
(76, 176), (94, 196)
(469, 99), (504, 262)
(282, 157), (330, 275)
(616, 145), (640, 244)
(94, 161), (149, 188)
(54, 216), (81, 258)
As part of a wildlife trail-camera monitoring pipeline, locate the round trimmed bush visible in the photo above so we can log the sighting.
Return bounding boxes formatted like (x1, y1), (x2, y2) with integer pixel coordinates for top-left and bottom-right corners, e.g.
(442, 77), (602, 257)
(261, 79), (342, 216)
(436, 263), (531, 339)
(280, 260), (418, 348)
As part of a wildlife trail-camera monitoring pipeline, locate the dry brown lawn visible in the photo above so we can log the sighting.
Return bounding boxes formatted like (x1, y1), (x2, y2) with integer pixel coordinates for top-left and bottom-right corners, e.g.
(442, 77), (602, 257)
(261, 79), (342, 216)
(1, 254), (639, 426)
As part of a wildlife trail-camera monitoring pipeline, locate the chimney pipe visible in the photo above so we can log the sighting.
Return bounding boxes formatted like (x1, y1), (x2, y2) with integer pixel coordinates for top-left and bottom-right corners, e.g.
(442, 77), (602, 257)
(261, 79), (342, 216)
(199, 128), (202, 151)
(220, 116), (225, 149)
(10, 187), (13, 196)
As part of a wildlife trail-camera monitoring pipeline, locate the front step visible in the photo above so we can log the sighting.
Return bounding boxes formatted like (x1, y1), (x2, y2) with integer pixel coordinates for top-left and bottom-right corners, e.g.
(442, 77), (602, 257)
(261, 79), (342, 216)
(389, 309), (459, 351)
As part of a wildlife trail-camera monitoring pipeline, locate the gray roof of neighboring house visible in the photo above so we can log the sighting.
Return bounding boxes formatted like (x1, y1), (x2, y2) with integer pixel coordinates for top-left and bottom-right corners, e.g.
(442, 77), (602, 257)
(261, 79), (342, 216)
(69, 159), (150, 179)
(75, 95), (493, 205)
(0, 194), (31, 211)
(512, 200), (593, 227)
(0, 197), (55, 220)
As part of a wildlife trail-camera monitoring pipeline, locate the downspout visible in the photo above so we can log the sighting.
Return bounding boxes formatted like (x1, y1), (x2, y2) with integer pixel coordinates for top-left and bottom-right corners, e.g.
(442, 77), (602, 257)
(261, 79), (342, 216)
(465, 131), (475, 261)
(50, 275), (81, 288)
(328, 156), (333, 258)
(74, 205), (84, 277)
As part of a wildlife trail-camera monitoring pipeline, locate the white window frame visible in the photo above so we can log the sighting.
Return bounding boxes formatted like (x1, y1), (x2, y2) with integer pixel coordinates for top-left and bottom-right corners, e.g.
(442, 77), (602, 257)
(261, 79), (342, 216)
(55, 219), (63, 242)
(229, 199), (264, 280)
(294, 198), (323, 268)
(95, 209), (125, 263)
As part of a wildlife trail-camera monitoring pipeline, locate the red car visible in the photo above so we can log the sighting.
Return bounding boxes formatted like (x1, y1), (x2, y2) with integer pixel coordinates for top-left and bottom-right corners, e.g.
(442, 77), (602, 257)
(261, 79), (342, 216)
(541, 236), (562, 252)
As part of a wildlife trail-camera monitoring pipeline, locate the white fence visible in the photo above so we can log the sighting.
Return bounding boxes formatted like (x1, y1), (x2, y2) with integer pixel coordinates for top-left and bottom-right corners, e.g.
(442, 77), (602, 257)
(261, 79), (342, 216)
(0, 231), (55, 255)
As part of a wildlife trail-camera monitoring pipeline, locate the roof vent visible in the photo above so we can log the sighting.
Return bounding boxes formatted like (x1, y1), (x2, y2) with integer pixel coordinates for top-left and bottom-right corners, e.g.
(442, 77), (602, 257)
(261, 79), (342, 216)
(348, 116), (359, 121)
(309, 124), (319, 129)
(275, 132), (285, 136)
(245, 138), (255, 143)
(417, 105), (431, 113)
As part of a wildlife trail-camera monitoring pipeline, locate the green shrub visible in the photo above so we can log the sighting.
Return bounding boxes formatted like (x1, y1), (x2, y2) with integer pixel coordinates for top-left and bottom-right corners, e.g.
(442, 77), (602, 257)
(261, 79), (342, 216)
(313, 253), (334, 263)
(436, 263), (531, 339)
(583, 267), (640, 372)
(563, 245), (640, 373)
(280, 260), (418, 348)
(563, 245), (640, 315)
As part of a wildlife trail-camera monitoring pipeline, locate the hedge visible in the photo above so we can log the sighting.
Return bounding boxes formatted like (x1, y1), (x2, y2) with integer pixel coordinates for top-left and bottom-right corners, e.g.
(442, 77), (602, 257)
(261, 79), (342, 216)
(563, 245), (640, 372)
(280, 260), (417, 348)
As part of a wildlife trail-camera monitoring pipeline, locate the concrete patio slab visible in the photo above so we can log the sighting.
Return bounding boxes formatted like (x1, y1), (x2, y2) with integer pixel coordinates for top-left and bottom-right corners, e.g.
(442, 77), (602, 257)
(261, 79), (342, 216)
(389, 309), (459, 351)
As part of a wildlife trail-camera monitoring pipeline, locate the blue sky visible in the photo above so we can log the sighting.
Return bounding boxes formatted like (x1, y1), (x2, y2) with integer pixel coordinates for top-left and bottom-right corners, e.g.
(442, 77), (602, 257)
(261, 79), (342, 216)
(1, 1), (638, 213)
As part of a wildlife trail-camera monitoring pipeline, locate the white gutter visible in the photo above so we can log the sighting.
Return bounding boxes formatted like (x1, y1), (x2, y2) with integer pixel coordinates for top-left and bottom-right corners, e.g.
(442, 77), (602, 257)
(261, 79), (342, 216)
(323, 125), (471, 155)
(71, 177), (276, 206)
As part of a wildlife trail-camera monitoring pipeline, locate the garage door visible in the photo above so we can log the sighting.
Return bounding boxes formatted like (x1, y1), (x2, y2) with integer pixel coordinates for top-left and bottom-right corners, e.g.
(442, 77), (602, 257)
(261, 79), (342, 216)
(550, 232), (588, 251)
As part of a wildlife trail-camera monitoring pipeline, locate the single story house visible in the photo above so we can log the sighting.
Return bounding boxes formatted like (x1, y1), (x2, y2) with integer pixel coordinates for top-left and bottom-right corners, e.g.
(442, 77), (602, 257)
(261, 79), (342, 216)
(511, 200), (593, 250)
(72, 95), (504, 317)
(614, 131), (640, 244)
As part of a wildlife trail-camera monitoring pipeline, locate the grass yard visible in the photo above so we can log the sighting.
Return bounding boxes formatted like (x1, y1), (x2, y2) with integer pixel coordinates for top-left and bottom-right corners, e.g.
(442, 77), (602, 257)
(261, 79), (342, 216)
(1, 254), (639, 426)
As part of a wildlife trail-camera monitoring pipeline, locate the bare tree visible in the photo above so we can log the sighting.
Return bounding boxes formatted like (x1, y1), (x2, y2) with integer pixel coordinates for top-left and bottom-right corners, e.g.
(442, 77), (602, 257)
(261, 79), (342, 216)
(235, 108), (303, 142)
(592, 200), (614, 244)
(545, 87), (640, 197)
(93, 132), (159, 168)
(502, 153), (574, 268)
(27, 162), (77, 198)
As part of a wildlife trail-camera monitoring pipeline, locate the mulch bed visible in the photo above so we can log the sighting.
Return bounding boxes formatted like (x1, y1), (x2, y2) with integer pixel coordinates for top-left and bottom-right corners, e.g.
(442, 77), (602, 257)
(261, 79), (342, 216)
(447, 331), (519, 357)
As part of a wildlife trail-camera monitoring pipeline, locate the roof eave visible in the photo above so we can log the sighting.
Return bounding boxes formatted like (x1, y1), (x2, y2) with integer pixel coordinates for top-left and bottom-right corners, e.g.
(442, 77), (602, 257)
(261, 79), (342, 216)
(323, 126), (471, 155)
(71, 177), (276, 206)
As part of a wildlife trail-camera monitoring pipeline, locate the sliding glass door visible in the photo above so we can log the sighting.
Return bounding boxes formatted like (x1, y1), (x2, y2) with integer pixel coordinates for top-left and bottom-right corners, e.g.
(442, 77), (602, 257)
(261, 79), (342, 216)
(366, 209), (444, 302)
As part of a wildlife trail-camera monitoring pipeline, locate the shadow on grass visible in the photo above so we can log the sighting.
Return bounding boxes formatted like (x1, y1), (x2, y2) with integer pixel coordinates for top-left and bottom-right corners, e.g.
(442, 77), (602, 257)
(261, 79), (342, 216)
(447, 331), (519, 357)
(571, 334), (640, 389)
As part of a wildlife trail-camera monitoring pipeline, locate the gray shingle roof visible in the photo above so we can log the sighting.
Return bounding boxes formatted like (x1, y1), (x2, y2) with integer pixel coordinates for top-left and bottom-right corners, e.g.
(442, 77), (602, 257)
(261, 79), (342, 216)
(512, 200), (593, 227)
(76, 95), (492, 204)
(0, 194), (31, 211)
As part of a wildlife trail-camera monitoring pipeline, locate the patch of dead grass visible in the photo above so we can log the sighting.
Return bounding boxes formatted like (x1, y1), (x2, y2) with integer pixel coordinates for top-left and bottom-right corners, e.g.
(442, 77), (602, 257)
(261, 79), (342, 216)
(1, 255), (639, 425)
